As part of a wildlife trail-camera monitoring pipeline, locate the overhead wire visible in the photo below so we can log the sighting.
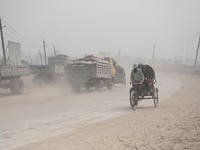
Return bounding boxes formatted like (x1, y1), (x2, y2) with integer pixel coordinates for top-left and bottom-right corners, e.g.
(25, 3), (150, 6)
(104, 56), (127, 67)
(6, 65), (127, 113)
(157, 33), (198, 48)
(3, 31), (43, 48)
(0, 16), (43, 48)
(4, 27), (42, 47)
(0, 15), (42, 42)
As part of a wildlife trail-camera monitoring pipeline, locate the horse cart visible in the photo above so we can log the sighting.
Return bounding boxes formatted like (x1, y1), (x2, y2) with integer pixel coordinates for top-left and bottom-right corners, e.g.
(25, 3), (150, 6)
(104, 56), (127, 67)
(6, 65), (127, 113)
(129, 65), (158, 111)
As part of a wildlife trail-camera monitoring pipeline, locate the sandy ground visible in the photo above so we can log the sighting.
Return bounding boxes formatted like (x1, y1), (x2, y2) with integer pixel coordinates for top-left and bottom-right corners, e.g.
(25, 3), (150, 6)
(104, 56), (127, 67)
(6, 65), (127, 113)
(0, 73), (200, 150)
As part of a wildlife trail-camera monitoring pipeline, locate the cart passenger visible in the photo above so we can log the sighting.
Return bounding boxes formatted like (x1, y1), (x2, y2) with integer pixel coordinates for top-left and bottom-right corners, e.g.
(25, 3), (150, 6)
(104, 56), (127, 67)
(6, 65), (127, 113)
(138, 63), (149, 85)
(138, 63), (154, 95)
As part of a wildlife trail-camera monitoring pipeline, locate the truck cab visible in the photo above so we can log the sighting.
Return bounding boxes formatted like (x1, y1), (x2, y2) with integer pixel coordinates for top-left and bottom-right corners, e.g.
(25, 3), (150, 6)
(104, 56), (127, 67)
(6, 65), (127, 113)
(103, 57), (116, 83)
(30, 54), (69, 86)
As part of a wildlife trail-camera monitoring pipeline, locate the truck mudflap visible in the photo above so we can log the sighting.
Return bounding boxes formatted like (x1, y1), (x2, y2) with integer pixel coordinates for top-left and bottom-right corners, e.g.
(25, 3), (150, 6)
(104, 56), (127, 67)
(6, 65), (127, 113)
(0, 65), (30, 77)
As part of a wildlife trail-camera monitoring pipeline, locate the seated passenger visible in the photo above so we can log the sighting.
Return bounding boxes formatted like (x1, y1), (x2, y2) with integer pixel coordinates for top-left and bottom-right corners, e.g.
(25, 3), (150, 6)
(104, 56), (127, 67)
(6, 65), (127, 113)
(138, 63), (150, 95)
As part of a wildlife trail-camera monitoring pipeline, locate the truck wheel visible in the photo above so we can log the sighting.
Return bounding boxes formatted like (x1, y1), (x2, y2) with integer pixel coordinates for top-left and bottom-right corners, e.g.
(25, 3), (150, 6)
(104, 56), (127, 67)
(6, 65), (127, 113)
(71, 82), (80, 92)
(33, 75), (42, 87)
(95, 80), (103, 91)
(85, 84), (91, 90)
(1, 84), (10, 89)
(107, 80), (112, 90)
(10, 78), (24, 95)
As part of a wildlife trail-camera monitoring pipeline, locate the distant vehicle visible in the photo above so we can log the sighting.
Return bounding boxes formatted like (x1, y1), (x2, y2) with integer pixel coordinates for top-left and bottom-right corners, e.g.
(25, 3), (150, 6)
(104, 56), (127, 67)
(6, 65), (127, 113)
(65, 55), (113, 92)
(114, 65), (126, 87)
(30, 54), (69, 87)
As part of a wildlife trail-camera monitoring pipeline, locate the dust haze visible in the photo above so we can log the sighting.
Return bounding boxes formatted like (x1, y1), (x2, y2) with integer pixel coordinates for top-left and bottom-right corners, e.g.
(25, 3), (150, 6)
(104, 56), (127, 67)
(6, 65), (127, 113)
(0, 0), (200, 62)
(1, 1), (200, 150)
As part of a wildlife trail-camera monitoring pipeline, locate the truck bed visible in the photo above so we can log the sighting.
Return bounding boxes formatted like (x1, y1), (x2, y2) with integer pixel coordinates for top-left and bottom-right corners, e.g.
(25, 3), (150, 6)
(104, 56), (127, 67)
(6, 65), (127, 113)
(30, 65), (65, 75)
(0, 65), (30, 77)
(65, 60), (111, 82)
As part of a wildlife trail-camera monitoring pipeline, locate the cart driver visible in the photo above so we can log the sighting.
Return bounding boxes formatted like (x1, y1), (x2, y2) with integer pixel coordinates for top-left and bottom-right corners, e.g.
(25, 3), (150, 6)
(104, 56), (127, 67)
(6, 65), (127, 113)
(130, 64), (144, 96)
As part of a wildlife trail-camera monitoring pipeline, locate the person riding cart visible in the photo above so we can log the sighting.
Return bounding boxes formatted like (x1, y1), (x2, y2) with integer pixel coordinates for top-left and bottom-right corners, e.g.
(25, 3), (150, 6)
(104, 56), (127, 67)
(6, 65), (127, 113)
(130, 64), (144, 96)
(129, 63), (158, 111)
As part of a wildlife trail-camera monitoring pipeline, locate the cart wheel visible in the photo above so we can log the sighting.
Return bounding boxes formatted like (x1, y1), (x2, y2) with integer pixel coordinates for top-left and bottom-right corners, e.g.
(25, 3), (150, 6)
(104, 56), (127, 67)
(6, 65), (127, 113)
(153, 88), (159, 107)
(130, 90), (138, 111)
(10, 78), (24, 95)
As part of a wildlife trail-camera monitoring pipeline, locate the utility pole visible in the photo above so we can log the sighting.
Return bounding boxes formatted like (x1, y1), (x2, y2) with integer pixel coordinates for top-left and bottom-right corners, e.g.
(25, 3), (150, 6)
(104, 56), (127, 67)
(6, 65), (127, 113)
(43, 39), (47, 65)
(29, 54), (32, 64)
(152, 43), (155, 65)
(54, 45), (56, 56)
(193, 32), (200, 75)
(0, 19), (6, 65)
(39, 50), (43, 65)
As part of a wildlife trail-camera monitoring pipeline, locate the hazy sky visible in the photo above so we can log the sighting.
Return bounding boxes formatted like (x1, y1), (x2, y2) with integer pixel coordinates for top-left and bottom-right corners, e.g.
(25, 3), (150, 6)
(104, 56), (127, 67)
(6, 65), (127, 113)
(0, 0), (200, 60)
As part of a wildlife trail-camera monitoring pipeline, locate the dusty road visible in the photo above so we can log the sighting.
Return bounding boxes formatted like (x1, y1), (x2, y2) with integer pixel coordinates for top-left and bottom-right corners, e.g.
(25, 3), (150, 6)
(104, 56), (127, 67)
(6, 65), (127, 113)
(0, 73), (200, 150)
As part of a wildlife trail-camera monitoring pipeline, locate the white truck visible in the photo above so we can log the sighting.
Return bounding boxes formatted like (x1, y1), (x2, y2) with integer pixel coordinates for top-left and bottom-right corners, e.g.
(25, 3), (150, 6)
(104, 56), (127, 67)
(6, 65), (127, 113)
(65, 55), (112, 92)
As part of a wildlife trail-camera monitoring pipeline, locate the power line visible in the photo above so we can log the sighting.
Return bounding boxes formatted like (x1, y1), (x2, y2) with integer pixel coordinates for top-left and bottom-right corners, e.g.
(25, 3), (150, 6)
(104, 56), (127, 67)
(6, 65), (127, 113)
(3, 31), (43, 48)
(157, 33), (198, 48)
(0, 16), (42, 42)
(3, 31), (18, 42)
(5, 27), (42, 47)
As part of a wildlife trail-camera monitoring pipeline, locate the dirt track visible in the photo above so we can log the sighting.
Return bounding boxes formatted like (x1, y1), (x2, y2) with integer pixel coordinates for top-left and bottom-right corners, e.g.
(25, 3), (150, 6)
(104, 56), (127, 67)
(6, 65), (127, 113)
(0, 73), (200, 150)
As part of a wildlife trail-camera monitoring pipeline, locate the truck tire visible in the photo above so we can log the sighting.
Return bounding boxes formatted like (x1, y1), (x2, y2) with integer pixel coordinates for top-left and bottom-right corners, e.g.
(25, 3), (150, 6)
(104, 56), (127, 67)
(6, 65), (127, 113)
(33, 75), (42, 87)
(95, 80), (103, 91)
(10, 78), (24, 95)
(107, 80), (112, 90)
(84, 84), (91, 90)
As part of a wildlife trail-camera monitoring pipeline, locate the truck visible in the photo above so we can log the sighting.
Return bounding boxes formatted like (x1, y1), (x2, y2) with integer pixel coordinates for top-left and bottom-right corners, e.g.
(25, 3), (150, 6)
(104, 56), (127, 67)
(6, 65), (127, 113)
(0, 18), (30, 94)
(103, 57), (117, 84)
(30, 54), (69, 86)
(103, 57), (127, 87)
(0, 65), (30, 94)
(65, 55), (113, 92)
(114, 65), (126, 87)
